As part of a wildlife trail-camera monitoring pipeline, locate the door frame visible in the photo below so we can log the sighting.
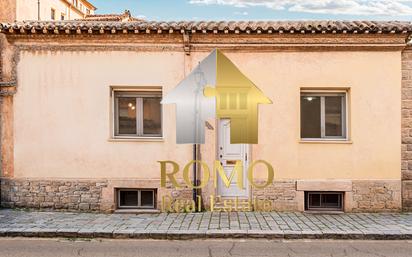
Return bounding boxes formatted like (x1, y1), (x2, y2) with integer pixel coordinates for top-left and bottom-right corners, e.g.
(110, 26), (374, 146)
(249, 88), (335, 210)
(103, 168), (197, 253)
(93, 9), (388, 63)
(216, 118), (250, 198)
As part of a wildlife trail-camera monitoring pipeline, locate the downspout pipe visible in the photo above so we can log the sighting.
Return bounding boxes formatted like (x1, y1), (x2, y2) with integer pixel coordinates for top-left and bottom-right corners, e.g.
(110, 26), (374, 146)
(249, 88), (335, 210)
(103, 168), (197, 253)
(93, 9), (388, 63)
(37, 0), (40, 20)
(193, 144), (198, 210)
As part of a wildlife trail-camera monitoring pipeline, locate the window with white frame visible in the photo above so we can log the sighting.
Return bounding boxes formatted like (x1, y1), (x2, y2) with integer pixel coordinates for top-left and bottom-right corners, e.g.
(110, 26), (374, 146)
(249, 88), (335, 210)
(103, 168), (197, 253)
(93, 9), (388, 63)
(300, 91), (347, 140)
(113, 90), (162, 138)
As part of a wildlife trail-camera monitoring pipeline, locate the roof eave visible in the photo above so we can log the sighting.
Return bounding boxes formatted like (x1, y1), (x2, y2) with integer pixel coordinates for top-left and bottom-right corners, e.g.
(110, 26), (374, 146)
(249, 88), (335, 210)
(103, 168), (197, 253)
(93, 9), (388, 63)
(1, 20), (411, 36)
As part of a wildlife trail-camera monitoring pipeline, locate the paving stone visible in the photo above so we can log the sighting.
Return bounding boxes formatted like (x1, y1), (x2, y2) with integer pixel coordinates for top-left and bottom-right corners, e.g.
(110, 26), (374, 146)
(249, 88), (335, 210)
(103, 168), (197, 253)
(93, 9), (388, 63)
(1, 209), (412, 240)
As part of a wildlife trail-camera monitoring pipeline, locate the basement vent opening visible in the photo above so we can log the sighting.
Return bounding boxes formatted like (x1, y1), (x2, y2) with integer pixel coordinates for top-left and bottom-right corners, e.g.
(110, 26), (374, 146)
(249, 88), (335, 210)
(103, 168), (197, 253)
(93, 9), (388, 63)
(305, 192), (343, 211)
(117, 189), (156, 209)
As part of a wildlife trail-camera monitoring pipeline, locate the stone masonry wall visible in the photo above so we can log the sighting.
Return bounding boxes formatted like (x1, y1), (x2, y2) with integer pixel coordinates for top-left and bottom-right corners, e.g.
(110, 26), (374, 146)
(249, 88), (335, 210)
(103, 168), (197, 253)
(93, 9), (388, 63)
(0, 178), (403, 212)
(253, 180), (401, 212)
(0, 178), (194, 213)
(0, 178), (109, 212)
(402, 48), (412, 211)
(352, 180), (401, 212)
(252, 180), (298, 211)
(157, 180), (194, 212)
(0, 35), (3, 81)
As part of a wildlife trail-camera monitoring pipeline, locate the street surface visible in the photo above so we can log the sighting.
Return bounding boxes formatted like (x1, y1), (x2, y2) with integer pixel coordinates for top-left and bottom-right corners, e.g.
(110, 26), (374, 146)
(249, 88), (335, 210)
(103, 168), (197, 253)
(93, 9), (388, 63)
(0, 238), (411, 257)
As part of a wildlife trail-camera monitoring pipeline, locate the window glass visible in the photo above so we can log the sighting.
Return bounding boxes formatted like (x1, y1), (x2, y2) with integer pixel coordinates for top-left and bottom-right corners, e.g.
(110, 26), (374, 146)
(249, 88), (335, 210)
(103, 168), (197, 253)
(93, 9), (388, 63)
(143, 98), (161, 135)
(300, 92), (346, 140)
(119, 191), (138, 207)
(140, 191), (154, 207)
(308, 193), (321, 207)
(322, 194), (341, 208)
(306, 192), (343, 211)
(325, 96), (343, 137)
(300, 96), (321, 138)
(114, 91), (162, 137)
(118, 97), (136, 135)
(118, 189), (155, 209)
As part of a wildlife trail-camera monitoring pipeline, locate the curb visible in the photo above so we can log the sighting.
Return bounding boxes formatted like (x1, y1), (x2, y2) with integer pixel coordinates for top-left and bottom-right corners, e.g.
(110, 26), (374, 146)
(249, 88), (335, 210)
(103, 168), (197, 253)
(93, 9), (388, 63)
(1, 230), (412, 240)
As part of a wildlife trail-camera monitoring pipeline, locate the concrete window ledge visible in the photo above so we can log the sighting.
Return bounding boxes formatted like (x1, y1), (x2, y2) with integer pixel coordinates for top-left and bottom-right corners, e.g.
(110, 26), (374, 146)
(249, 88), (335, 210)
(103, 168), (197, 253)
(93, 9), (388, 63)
(108, 137), (164, 142)
(299, 140), (353, 144)
(296, 180), (353, 192)
(304, 210), (345, 215)
(114, 209), (161, 214)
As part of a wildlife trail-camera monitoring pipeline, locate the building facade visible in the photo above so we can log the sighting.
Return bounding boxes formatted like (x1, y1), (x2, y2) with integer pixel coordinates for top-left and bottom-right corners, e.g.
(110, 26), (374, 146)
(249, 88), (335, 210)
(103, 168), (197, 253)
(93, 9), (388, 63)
(0, 20), (412, 213)
(0, 0), (96, 22)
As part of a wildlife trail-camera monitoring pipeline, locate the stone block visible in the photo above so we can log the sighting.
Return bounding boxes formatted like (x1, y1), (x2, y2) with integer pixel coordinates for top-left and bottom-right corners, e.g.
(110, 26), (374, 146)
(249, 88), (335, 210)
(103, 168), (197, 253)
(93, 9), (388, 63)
(40, 202), (54, 208)
(79, 203), (90, 210)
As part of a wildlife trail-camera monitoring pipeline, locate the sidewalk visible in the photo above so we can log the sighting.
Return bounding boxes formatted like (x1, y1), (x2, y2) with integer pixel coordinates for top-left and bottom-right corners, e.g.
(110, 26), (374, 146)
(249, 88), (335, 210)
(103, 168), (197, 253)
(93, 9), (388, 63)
(1, 209), (412, 240)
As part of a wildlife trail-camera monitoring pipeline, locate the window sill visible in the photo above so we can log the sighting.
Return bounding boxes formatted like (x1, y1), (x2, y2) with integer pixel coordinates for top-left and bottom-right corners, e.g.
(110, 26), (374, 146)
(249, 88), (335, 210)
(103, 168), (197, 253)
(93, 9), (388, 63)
(304, 210), (344, 215)
(114, 209), (160, 214)
(108, 137), (164, 142)
(299, 140), (352, 144)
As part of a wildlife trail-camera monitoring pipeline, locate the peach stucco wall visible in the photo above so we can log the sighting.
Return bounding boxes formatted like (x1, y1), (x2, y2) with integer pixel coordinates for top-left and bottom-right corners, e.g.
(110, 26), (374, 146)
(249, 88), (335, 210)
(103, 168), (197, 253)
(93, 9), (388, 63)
(14, 50), (401, 180)
(15, 51), (192, 179)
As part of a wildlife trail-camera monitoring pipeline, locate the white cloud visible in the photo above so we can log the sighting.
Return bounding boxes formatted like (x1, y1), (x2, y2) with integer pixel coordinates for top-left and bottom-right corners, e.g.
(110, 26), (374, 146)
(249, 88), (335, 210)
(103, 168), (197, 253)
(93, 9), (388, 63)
(234, 11), (249, 15)
(135, 14), (147, 19)
(188, 0), (412, 15)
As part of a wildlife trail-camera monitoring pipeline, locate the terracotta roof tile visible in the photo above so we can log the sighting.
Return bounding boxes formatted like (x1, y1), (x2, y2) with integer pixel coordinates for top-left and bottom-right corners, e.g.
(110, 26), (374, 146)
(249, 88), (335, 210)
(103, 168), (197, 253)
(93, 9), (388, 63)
(1, 20), (411, 35)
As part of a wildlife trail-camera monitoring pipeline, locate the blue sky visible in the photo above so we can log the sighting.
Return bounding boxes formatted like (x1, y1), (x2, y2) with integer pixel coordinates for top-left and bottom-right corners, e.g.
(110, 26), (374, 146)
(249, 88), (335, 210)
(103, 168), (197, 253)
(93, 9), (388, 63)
(89, 0), (412, 21)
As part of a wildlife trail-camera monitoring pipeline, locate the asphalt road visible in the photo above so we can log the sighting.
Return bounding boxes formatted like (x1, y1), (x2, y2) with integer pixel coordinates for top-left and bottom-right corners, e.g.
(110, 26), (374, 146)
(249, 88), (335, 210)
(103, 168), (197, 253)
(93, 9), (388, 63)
(0, 238), (411, 257)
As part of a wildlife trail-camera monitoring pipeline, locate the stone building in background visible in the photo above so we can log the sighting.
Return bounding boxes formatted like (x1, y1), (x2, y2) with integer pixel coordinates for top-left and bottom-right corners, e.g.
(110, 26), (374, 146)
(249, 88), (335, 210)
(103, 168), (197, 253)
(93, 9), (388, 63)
(0, 0), (96, 22)
(81, 10), (139, 22)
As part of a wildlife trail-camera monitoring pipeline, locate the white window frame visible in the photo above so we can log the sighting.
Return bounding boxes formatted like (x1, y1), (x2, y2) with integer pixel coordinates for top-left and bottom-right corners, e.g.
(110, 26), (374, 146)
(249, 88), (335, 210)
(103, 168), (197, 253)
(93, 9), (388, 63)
(112, 88), (162, 139)
(301, 90), (348, 141)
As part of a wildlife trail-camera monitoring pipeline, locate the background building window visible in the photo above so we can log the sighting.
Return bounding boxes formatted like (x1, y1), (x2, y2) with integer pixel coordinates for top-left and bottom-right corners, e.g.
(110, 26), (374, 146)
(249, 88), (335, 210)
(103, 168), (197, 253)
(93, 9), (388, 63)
(305, 192), (343, 211)
(61, 13), (65, 20)
(114, 90), (162, 138)
(301, 91), (347, 140)
(50, 9), (56, 20)
(117, 189), (156, 209)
